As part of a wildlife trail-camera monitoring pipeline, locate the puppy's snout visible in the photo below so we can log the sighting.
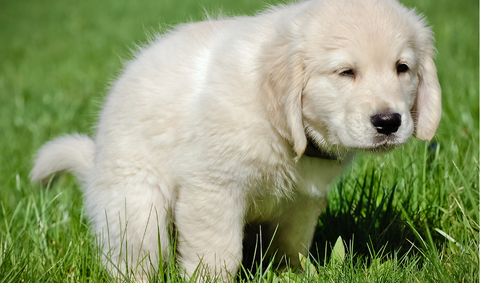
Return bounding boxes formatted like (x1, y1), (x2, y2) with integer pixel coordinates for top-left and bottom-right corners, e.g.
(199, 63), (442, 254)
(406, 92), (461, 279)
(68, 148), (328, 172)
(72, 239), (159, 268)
(371, 113), (401, 135)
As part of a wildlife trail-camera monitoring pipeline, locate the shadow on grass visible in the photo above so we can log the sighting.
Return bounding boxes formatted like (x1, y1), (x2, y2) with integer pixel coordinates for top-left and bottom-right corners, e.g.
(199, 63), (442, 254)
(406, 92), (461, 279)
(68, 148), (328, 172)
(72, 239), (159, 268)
(240, 169), (446, 279)
(310, 170), (443, 265)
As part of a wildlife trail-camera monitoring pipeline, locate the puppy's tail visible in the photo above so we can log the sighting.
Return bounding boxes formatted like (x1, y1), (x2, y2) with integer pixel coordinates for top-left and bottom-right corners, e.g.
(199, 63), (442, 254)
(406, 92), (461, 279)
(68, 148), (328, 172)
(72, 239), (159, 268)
(30, 134), (95, 185)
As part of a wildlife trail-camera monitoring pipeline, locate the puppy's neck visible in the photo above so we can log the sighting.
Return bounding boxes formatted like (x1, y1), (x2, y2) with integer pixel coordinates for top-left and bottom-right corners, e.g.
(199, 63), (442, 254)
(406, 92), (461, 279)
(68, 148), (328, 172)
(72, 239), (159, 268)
(303, 138), (337, 160)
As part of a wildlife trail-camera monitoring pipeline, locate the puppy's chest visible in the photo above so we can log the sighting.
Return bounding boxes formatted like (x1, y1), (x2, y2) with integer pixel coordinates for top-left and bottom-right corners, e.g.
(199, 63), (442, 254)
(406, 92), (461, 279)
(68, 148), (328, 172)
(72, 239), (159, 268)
(244, 157), (347, 222)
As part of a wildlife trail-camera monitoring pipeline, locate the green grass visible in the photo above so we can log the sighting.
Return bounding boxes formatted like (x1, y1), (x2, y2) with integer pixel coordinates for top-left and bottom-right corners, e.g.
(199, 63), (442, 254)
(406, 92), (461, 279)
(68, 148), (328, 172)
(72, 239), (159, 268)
(0, 0), (478, 281)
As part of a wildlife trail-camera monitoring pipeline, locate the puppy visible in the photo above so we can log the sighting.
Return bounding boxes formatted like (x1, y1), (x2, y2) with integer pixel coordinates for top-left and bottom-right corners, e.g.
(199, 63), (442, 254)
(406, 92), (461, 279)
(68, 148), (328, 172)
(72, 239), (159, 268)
(31, 0), (441, 280)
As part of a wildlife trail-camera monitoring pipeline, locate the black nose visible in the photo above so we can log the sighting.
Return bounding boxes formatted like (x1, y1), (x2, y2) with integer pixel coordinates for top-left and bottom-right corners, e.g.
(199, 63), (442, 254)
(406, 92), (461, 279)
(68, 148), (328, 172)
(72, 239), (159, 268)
(371, 113), (401, 135)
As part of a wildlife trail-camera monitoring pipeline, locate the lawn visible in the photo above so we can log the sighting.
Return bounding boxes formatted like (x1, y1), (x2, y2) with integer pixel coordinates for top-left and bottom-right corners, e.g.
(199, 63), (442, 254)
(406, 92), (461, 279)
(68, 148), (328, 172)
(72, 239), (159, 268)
(0, 0), (478, 282)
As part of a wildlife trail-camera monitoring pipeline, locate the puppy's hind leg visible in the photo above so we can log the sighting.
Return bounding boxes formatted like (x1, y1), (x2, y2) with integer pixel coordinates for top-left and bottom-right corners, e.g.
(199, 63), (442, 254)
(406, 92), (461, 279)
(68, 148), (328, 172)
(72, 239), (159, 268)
(86, 171), (175, 281)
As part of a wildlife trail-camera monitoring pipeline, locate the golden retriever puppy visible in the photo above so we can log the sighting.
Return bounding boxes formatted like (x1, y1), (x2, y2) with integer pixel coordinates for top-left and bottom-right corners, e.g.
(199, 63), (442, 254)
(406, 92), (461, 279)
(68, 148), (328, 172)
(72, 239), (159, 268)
(31, 0), (441, 280)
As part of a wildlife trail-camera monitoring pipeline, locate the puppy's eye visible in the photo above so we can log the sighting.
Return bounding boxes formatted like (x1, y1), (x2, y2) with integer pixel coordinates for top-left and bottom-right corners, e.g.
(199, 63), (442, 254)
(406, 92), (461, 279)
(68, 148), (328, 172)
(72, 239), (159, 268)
(340, 69), (355, 77)
(397, 63), (409, 74)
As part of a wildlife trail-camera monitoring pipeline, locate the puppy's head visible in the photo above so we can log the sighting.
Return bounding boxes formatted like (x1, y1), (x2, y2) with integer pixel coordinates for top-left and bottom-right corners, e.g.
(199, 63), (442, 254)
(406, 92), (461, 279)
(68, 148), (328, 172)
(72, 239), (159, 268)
(260, 0), (441, 159)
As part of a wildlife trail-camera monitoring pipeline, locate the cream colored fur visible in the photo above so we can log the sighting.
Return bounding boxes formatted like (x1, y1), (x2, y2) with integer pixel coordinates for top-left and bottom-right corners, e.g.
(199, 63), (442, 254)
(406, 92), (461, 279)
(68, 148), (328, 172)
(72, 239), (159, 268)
(31, 0), (441, 280)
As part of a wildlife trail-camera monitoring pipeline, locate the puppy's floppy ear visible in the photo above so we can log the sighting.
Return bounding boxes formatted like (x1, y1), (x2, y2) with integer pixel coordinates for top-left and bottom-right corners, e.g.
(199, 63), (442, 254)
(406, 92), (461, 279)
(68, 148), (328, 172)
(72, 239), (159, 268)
(259, 37), (307, 159)
(413, 35), (442, 141)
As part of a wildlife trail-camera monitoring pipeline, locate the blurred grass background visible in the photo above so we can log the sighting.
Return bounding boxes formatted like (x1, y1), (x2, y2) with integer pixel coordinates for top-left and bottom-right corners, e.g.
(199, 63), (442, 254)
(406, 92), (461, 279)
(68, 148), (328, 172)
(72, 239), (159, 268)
(0, 0), (478, 281)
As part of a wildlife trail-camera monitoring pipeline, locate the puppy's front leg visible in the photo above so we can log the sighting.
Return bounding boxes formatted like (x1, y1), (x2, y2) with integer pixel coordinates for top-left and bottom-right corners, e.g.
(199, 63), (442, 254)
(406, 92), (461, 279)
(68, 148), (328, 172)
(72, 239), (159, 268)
(268, 195), (328, 266)
(175, 184), (244, 281)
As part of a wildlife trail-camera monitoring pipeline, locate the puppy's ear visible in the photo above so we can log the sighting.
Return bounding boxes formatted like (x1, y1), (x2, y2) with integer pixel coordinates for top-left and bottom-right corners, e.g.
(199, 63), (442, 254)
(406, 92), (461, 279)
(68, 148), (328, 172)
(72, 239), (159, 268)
(413, 38), (442, 141)
(259, 39), (307, 159)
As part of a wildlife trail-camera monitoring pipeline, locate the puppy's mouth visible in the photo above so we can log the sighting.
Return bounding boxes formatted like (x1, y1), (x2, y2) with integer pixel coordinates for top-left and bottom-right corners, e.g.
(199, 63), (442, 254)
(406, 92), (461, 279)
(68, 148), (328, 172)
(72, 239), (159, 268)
(365, 134), (404, 153)
(303, 123), (406, 158)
